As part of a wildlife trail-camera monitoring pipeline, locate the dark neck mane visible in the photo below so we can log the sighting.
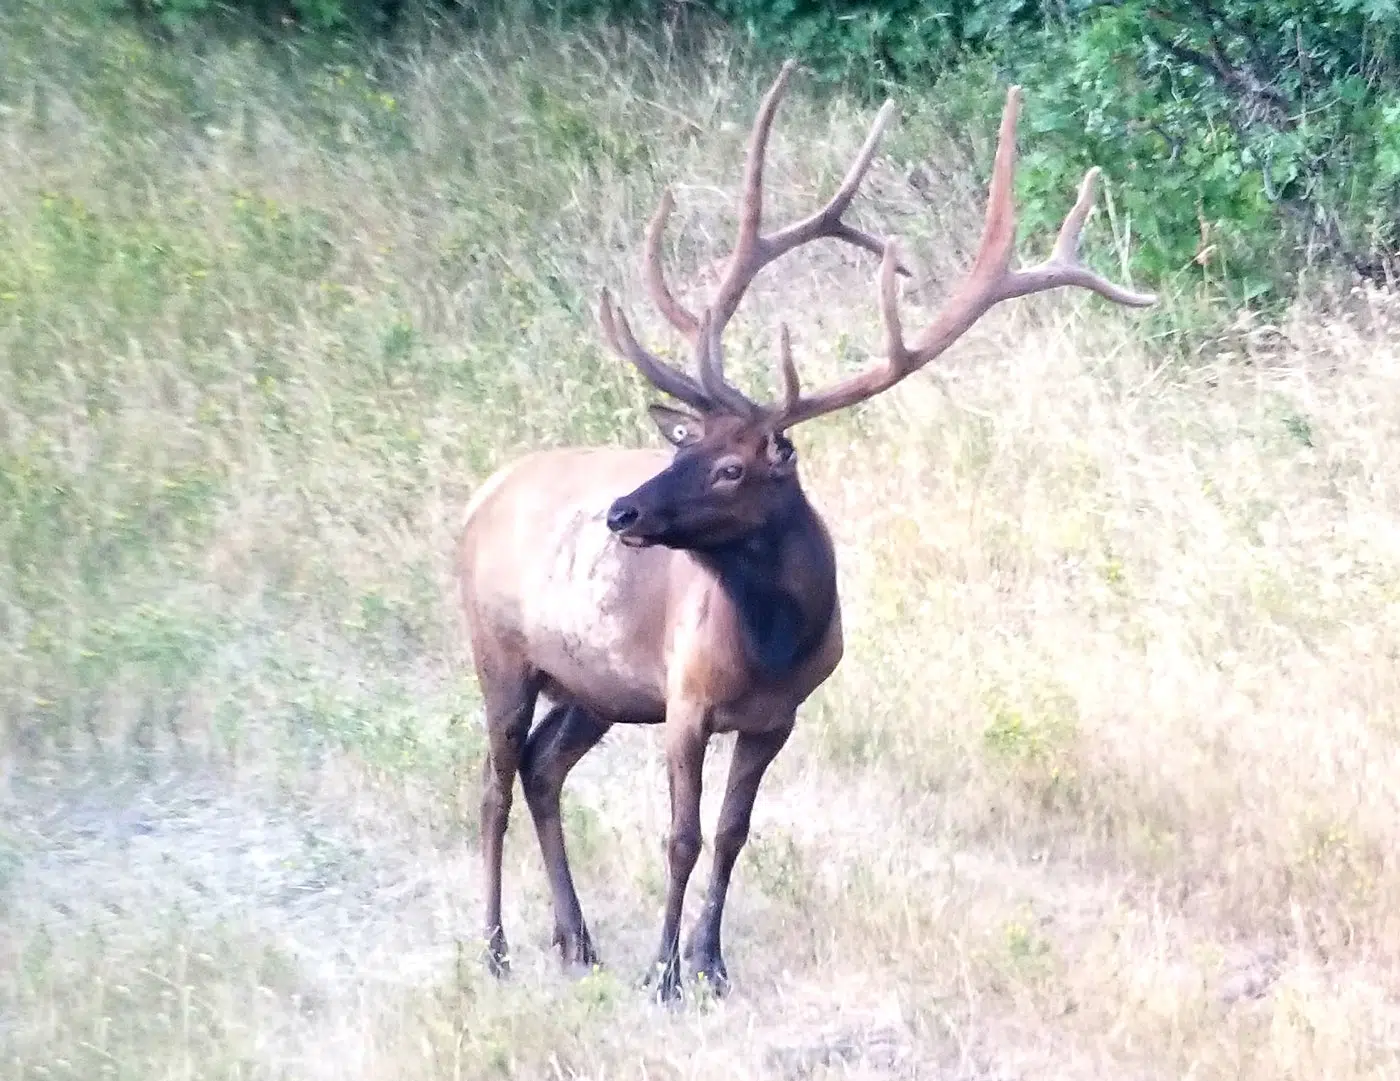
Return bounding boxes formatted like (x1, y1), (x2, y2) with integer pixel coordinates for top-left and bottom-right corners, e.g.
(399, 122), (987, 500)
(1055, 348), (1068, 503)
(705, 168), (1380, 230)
(692, 483), (837, 679)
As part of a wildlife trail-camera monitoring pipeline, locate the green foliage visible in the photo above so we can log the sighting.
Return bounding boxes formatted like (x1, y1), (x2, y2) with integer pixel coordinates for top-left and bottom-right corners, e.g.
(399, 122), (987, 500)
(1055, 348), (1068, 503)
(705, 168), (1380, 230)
(123, 0), (376, 33)
(75, 0), (1400, 307)
(707, 0), (1025, 92)
(696, 0), (1400, 304)
(1004, 0), (1400, 304)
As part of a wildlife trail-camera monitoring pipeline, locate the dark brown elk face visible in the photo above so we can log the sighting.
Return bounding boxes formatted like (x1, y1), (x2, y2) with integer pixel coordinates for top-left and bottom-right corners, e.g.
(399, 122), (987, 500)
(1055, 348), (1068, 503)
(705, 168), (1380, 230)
(606, 405), (798, 551)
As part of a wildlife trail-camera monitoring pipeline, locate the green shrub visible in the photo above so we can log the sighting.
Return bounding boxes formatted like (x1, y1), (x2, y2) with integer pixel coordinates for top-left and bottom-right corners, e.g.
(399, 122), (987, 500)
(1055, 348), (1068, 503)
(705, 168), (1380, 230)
(1004, 1), (1400, 304)
(696, 0), (1400, 305)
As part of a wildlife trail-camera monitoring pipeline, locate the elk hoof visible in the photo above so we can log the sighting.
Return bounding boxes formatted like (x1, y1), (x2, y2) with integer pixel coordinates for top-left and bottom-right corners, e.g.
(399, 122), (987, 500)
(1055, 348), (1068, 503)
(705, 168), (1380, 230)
(642, 955), (684, 1004)
(553, 924), (601, 971)
(690, 955), (730, 997)
(484, 929), (510, 978)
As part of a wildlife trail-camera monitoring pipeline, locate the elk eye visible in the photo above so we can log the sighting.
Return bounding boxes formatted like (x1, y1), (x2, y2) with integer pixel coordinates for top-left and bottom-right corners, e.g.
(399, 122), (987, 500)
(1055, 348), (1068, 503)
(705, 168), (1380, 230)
(716, 463), (744, 483)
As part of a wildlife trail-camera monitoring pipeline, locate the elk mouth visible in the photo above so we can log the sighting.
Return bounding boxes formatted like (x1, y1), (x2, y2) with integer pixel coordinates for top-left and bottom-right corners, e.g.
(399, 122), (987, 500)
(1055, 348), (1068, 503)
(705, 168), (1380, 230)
(611, 518), (677, 550)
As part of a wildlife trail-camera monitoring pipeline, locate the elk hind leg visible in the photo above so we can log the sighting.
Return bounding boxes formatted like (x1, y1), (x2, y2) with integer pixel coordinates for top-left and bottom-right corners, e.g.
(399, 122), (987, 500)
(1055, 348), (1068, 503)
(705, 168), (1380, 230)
(520, 701), (610, 970)
(478, 657), (540, 977)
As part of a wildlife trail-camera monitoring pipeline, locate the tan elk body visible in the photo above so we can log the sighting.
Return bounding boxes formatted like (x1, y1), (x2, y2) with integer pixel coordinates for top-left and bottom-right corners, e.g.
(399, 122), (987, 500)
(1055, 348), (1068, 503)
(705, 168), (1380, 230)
(457, 61), (1156, 1000)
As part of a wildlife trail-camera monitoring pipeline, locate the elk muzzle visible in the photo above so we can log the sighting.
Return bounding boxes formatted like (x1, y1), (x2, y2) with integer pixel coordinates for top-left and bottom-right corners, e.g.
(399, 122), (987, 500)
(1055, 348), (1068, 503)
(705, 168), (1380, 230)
(605, 499), (649, 547)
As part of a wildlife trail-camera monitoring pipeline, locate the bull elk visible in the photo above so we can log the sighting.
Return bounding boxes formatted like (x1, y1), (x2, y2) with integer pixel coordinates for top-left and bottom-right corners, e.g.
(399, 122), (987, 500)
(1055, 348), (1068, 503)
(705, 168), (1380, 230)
(457, 60), (1156, 1001)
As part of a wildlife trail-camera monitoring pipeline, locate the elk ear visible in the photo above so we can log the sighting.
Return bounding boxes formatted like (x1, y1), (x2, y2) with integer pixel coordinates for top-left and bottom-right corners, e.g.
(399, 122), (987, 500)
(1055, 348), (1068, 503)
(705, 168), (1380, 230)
(648, 404), (705, 447)
(766, 431), (798, 476)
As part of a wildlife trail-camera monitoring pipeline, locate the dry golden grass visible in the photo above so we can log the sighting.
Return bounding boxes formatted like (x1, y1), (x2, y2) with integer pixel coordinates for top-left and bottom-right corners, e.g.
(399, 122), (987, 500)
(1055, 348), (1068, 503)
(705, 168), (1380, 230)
(2, 5), (1399, 1079)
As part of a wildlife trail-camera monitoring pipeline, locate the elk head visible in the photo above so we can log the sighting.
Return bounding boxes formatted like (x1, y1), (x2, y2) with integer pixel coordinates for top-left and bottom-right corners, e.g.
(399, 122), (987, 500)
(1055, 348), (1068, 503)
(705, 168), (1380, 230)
(604, 400), (800, 551)
(598, 61), (1157, 552)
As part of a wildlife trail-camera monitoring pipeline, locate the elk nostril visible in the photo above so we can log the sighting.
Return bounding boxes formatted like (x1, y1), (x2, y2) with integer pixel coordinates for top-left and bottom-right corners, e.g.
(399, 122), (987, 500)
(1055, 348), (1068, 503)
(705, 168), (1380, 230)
(606, 503), (640, 533)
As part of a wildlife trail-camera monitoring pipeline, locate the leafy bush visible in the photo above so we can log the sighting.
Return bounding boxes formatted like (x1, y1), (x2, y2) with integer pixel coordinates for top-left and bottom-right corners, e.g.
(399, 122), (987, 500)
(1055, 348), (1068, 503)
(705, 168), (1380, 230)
(689, 0), (1400, 304)
(1005, 1), (1400, 304)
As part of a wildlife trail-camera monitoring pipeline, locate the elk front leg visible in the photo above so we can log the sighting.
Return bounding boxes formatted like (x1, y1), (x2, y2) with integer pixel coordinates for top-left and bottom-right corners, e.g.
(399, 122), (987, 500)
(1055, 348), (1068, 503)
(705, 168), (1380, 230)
(645, 707), (708, 1002)
(520, 703), (611, 970)
(683, 719), (793, 994)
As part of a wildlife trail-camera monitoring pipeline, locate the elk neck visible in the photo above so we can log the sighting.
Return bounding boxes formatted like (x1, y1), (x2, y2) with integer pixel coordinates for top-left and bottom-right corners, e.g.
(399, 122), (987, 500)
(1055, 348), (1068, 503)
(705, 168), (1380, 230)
(688, 480), (836, 680)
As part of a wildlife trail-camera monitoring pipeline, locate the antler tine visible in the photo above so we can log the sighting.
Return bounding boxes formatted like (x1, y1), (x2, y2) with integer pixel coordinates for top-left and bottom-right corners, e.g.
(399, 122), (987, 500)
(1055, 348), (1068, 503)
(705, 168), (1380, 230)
(770, 84), (1158, 431)
(707, 64), (910, 339)
(687, 61), (911, 415)
(1011, 167), (1160, 306)
(644, 189), (701, 341)
(776, 323), (800, 416)
(761, 97), (907, 276)
(610, 59), (912, 419)
(598, 288), (713, 413)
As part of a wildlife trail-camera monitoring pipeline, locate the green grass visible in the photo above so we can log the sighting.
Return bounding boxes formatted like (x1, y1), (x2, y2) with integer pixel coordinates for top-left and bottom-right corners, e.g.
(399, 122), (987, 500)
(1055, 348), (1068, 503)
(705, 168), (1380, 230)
(3, 3), (1400, 1079)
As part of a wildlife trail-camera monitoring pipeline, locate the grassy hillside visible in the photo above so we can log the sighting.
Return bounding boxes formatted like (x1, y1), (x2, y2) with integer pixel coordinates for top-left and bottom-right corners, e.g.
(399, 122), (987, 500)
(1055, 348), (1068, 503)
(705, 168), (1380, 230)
(3, 5), (1399, 1078)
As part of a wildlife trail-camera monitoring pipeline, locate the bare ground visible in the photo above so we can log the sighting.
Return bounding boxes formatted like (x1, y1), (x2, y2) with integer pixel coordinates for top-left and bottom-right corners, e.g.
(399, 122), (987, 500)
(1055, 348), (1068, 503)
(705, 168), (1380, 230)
(8, 709), (1398, 1079)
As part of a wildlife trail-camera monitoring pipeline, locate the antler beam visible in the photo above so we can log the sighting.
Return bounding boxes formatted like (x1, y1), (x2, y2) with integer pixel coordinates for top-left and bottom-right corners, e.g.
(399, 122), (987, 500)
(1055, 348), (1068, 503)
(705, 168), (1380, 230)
(598, 287), (713, 413)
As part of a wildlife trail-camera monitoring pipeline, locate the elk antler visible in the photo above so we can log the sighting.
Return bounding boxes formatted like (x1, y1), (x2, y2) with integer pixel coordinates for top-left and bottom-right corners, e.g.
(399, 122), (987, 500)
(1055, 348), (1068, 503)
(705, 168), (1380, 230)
(598, 67), (1156, 424)
(598, 59), (908, 416)
(769, 86), (1158, 430)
